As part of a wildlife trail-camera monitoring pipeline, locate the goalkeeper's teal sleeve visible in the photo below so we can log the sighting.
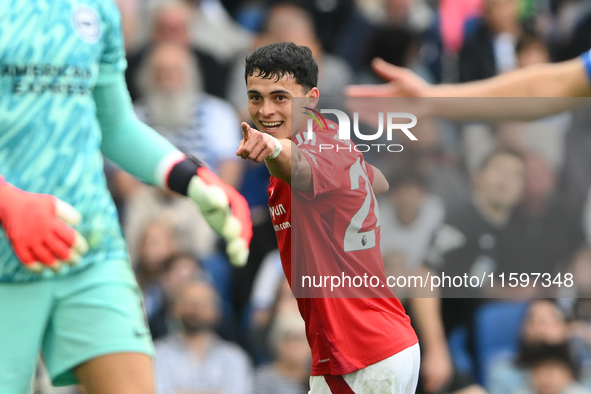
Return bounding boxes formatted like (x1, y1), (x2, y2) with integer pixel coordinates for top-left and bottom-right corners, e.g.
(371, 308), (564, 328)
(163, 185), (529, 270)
(94, 73), (179, 186)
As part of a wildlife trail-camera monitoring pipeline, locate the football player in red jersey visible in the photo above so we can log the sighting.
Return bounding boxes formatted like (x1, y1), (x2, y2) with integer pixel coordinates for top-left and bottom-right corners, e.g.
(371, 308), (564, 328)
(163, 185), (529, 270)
(345, 49), (591, 394)
(236, 42), (420, 394)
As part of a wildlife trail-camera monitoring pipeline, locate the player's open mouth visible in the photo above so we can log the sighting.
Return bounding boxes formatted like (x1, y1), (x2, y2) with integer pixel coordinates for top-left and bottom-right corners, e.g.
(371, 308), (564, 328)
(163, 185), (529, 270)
(260, 121), (284, 131)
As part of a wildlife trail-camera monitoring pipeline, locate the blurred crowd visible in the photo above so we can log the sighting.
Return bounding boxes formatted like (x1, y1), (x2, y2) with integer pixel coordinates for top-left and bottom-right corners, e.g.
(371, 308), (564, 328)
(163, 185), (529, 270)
(37, 0), (591, 393)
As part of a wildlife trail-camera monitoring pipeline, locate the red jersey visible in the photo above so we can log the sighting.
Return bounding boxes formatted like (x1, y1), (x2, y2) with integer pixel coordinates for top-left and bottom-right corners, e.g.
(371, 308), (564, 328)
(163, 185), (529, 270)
(268, 121), (418, 376)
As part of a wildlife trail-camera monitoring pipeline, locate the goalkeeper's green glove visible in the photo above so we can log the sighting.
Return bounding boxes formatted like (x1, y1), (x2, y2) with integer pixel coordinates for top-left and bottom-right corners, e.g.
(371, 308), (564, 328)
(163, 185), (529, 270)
(0, 177), (89, 273)
(164, 155), (252, 266)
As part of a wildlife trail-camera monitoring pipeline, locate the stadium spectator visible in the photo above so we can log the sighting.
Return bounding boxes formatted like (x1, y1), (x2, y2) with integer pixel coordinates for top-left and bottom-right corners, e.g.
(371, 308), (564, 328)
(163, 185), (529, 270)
(459, 0), (526, 82)
(516, 31), (551, 68)
(384, 117), (471, 212)
(154, 281), (254, 394)
(248, 272), (299, 363)
(114, 0), (142, 50)
(509, 33), (568, 172)
(262, 0), (359, 59)
(379, 169), (445, 296)
(135, 220), (178, 274)
(125, 0), (231, 100)
(564, 248), (591, 389)
(360, 26), (435, 85)
(230, 199), (279, 341)
(344, 0), (436, 73)
(183, 0), (253, 64)
(516, 343), (590, 394)
(148, 252), (205, 340)
(134, 42), (243, 186)
(134, 221), (178, 339)
(160, 253), (204, 302)
(560, 107), (591, 200)
(253, 312), (310, 394)
(488, 299), (572, 394)
(568, 248), (591, 295)
(382, 0), (435, 31)
(461, 32), (570, 175)
(556, 3), (591, 61)
(248, 250), (285, 331)
(504, 154), (585, 277)
(438, 0), (484, 54)
(412, 148), (526, 393)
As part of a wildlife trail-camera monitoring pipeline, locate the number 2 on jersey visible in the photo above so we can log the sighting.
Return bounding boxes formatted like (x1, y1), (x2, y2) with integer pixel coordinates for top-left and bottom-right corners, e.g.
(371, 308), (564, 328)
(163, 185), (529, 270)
(343, 157), (380, 252)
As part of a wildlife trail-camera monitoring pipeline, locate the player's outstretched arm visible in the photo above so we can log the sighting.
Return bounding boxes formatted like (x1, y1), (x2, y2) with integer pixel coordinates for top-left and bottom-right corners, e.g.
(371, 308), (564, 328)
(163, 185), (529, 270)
(348, 56), (591, 98)
(346, 57), (591, 121)
(0, 176), (89, 273)
(94, 74), (252, 266)
(236, 122), (312, 191)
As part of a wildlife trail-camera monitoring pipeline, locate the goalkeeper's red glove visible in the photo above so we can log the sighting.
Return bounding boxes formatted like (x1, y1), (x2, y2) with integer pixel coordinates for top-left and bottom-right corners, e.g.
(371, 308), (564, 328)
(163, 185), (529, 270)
(0, 177), (89, 273)
(165, 156), (252, 266)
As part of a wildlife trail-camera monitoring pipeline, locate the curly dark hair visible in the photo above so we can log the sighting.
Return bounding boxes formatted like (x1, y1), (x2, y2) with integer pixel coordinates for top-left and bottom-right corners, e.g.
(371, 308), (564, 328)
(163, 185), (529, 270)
(244, 42), (318, 91)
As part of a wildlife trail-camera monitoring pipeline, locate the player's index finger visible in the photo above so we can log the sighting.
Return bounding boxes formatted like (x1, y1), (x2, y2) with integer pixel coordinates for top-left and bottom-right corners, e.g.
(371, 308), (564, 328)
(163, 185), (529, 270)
(241, 122), (251, 140)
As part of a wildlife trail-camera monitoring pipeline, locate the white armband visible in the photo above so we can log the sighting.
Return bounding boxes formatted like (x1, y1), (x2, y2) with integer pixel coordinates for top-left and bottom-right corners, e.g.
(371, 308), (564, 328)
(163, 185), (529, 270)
(267, 135), (283, 160)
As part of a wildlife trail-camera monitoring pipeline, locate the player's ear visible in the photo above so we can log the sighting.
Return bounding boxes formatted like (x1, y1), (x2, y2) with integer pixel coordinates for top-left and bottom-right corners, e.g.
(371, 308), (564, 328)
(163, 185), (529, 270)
(305, 87), (320, 108)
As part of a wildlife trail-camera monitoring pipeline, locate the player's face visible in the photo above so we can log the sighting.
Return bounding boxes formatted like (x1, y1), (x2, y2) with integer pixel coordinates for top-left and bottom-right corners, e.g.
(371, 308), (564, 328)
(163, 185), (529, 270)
(476, 153), (525, 209)
(246, 73), (319, 140)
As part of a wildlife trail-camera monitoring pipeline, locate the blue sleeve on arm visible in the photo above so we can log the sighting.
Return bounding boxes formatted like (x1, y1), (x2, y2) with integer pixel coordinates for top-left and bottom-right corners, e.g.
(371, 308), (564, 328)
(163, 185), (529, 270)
(94, 73), (179, 186)
(581, 50), (591, 86)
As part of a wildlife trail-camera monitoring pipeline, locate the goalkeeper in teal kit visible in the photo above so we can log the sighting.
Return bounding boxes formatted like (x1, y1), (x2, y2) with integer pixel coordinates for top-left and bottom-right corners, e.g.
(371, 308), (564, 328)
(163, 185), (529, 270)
(0, 1), (252, 393)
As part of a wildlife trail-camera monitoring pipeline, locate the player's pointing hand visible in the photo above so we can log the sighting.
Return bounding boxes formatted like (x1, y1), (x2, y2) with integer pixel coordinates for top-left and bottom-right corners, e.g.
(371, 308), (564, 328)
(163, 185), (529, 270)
(236, 122), (281, 163)
(235, 122), (250, 157)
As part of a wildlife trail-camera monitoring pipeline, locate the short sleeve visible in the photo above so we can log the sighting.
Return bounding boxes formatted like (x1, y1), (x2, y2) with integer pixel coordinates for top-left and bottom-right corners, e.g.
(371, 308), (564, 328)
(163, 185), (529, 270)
(294, 134), (342, 200)
(581, 49), (591, 86)
(96, 0), (127, 86)
(365, 161), (375, 185)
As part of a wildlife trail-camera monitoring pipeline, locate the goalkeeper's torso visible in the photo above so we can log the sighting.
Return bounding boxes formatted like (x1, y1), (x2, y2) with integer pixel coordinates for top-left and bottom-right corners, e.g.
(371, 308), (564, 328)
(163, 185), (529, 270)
(0, 0), (128, 282)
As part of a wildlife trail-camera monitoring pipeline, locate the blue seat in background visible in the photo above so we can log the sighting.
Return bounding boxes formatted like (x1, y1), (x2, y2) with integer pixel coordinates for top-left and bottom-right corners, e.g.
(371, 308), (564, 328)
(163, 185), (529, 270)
(448, 325), (473, 375)
(474, 300), (530, 387)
